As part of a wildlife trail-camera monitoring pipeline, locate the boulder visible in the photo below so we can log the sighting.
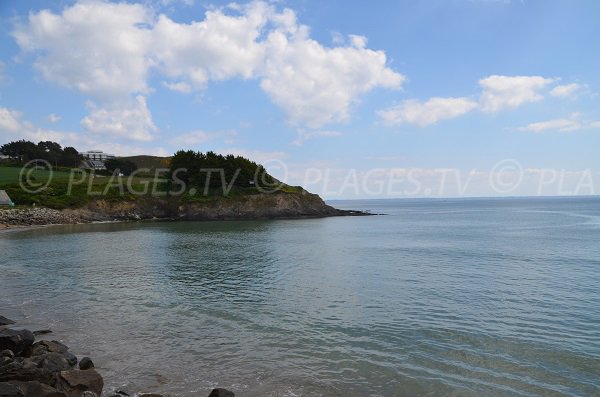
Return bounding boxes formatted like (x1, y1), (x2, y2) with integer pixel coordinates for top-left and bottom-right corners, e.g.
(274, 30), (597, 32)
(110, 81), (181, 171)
(0, 351), (14, 359)
(33, 331), (52, 337)
(30, 341), (68, 356)
(39, 353), (71, 373)
(0, 364), (54, 385)
(208, 388), (235, 397)
(0, 317), (15, 327)
(54, 369), (103, 397)
(0, 382), (23, 397)
(7, 381), (66, 397)
(77, 358), (93, 371)
(0, 330), (34, 357)
(62, 353), (77, 368)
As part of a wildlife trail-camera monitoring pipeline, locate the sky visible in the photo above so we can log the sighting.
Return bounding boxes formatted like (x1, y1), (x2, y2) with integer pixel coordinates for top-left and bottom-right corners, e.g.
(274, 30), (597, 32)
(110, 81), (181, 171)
(1, 0), (599, 198)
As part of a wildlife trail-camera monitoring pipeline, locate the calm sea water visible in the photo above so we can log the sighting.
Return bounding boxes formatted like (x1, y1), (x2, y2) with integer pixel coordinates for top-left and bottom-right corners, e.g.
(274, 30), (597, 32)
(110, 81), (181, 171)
(1, 197), (599, 397)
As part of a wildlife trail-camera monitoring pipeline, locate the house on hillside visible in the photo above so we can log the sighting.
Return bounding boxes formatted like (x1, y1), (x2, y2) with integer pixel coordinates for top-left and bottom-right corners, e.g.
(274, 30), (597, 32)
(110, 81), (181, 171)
(81, 150), (115, 161)
(81, 150), (115, 170)
(0, 190), (15, 206)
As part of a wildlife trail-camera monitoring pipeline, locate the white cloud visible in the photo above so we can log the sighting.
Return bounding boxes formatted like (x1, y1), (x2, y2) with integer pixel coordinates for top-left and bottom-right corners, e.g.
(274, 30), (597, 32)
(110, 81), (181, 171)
(13, 2), (153, 100)
(261, 28), (404, 128)
(47, 113), (61, 123)
(292, 129), (342, 146)
(0, 106), (171, 157)
(0, 108), (23, 133)
(479, 75), (555, 113)
(378, 97), (478, 127)
(550, 83), (582, 98)
(13, 1), (402, 135)
(162, 81), (192, 93)
(0, 107), (79, 143)
(152, 2), (269, 88)
(518, 115), (600, 133)
(518, 118), (582, 133)
(81, 96), (157, 141)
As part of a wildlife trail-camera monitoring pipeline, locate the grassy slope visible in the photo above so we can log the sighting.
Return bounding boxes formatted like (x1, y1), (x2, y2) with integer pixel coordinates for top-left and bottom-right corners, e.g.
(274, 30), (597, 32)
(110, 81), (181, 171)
(0, 166), (73, 184)
(0, 166), (304, 210)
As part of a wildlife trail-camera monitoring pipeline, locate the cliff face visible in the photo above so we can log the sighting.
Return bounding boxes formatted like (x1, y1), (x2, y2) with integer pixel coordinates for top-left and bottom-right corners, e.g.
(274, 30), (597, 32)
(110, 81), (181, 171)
(1, 192), (364, 227)
(82, 191), (349, 221)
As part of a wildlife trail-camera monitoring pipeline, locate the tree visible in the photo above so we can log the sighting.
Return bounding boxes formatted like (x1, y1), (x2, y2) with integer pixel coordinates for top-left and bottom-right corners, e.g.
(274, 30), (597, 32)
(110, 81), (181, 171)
(104, 158), (138, 176)
(60, 147), (83, 167)
(0, 140), (40, 162)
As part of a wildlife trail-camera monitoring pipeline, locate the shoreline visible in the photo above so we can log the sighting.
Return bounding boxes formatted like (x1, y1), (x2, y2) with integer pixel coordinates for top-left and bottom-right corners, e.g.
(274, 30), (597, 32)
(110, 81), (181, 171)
(0, 315), (236, 397)
(0, 202), (372, 234)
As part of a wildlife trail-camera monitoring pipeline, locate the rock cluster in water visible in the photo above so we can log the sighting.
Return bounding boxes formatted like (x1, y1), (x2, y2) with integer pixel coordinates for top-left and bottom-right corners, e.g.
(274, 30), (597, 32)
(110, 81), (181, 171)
(0, 316), (235, 397)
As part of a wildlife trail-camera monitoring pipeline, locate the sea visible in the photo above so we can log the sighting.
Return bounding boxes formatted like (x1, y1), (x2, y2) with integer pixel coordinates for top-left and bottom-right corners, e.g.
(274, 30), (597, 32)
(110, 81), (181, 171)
(1, 197), (599, 397)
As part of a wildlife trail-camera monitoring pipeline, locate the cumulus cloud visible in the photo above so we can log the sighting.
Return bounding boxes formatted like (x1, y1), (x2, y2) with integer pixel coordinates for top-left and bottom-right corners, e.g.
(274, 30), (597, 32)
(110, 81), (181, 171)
(0, 107), (78, 143)
(518, 116), (600, 133)
(479, 75), (555, 113)
(0, 106), (171, 156)
(81, 96), (157, 142)
(13, 0), (403, 136)
(0, 108), (23, 133)
(261, 31), (403, 128)
(377, 75), (585, 127)
(152, 2), (270, 88)
(550, 83), (582, 98)
(378, 97), (478, 127)
(13, 1), (153, 100)
(518, 118), (582, 133)
(162, 81), (192, 93)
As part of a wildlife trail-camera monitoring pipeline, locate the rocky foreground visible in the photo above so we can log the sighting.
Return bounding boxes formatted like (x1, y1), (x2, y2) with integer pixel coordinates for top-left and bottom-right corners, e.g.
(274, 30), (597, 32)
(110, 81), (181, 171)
(0, 315), (235, 397)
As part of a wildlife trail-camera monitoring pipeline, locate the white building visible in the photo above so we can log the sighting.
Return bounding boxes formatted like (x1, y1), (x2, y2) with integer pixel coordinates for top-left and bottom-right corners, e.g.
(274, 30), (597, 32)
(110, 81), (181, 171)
(81, 150), (116, 161)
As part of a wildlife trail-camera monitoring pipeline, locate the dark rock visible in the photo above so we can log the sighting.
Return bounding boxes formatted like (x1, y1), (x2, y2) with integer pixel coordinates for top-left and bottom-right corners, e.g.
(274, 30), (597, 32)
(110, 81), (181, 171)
(105, 391), (129, 397)
(0, 366), (53, 385)
(33, 330), (52, 336)
(0, 382), (23, 397)
(7, 381), (66, 397)
(208, 388), (235, 397)
(77, 358), (93, 371)
(39, 353), (71, 373)
(0, 330), (34, 357)
(138, 394), (164, 397)
(0, 351), (14, 359)
(0, 357), (13, 368)
(31, 341), (68, 356)
(0, 317), (15, 327)
(54, 369), (103, 397)
(62, 353), (77, 368)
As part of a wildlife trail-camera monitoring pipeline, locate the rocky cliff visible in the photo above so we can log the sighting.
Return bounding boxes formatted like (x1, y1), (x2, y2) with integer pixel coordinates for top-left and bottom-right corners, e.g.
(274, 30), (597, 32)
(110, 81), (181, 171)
(0, 192), (365, 227)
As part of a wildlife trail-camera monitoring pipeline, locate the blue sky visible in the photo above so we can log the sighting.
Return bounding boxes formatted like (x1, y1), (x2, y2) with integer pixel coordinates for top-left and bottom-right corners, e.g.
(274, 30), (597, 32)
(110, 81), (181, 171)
(1, 0), (599, 198)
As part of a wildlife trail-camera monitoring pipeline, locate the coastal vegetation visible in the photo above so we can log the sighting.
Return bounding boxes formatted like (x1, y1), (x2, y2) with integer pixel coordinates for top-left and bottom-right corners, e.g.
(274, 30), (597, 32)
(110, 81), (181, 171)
(0, 140), (340, 222)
